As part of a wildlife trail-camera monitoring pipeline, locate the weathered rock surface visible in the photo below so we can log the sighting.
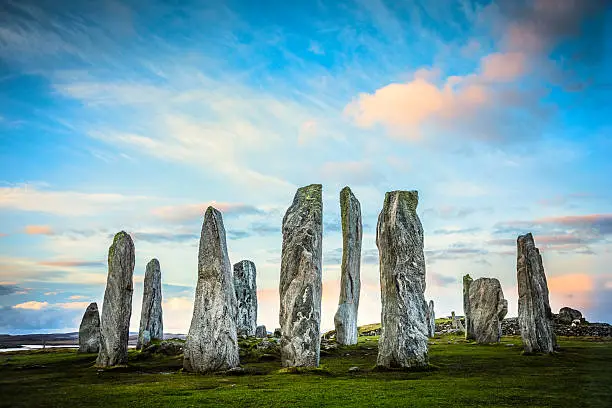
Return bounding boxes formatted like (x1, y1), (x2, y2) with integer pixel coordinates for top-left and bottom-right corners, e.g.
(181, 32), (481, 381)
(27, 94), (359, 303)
(451, 311), (465, 332)
(97, 231), (135, 367)
(464, 277), (508, 343)
(376, 190), (428, 368)
(463, 274), (473, 337)
(502, 317), (612, 337)
(558, 307), (583, 325)
(137, 258), (163, 350)
(255, 325), (267, 338)
(233, 260), (257, 337)
(334, 186), (362, 346)
(425, 300), (435, 338)
(78, 302), (100, 353)
(183, 207), (239, 372)
(517, 233), (557, 353)
(279, 184), (323, 367)
(273, 328), (281, 338)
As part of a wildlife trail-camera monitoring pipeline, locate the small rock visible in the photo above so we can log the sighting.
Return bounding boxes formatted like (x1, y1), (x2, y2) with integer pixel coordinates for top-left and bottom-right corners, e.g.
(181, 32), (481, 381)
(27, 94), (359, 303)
(348, 366), (360, 373)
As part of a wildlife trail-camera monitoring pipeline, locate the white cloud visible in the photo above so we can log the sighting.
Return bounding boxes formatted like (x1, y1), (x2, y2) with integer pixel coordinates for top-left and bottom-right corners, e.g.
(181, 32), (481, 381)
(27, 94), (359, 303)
(13, 301), (49, 310)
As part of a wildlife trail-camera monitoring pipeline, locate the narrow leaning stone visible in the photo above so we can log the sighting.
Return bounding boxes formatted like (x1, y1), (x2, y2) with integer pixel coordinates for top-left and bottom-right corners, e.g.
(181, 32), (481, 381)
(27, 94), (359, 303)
(96, 231), (135, 367)
(78, 302), (100, 353)
(463, 274), (474, 340)
(425, 300), (435, 338)
(233, 260), (257, 337)
(137, 258), (163, 350)
(333, 186), (362, 345)
(279, 184), (323, 367)
(376, 190), (428, 368)
(466, 277), (508, 343)
(517, 233), (557, 353)
(183, 207), (239, 372)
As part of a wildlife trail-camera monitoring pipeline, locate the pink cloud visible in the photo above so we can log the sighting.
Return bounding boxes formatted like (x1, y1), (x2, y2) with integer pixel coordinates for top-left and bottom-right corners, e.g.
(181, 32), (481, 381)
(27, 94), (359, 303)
(480, 52), (527, 82)
(55, 301), (90, 310)
(13, 301), (49, 310)
(548, 273), (595, 311)
(23, 225), (53, 235)
(344, 51), (532, 140)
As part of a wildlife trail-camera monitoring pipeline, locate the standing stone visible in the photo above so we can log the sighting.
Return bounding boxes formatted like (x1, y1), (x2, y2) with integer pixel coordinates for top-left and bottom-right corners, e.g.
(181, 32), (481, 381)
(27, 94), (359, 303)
(425, 300), (435, 338)
(137, 259), (163, 350)
(233, 260), (257, 337)
(96, 231), (135, 367)
(78, 302), (100, 353)
(183, 207), (239, 372)
(465, 277), (508, 343)
(376, 190), (428, 368)
(451, 311), (465, 332)
(517, 233), (557, 353)
(255, 325), (267, 338)
(463, 274), (474, 338)
(334, 186), (362, 345)
(279, 184), (323, 367)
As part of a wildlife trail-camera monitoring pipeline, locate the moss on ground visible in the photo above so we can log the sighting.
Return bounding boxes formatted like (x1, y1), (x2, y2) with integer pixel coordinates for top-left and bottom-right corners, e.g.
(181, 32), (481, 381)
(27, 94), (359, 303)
(1, 334), (611, 407)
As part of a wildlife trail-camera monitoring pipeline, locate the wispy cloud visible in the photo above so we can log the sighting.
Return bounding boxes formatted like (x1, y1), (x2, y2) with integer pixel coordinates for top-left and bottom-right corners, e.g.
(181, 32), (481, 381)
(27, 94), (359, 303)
(13, 300), (49, 310)
(151, 202), (267, 223)
(23, 225), (54, 235)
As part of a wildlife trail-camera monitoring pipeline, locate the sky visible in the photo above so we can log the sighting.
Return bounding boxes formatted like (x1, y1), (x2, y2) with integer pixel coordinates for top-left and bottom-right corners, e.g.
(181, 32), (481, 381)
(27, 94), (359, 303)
(0, 0), (611, 335)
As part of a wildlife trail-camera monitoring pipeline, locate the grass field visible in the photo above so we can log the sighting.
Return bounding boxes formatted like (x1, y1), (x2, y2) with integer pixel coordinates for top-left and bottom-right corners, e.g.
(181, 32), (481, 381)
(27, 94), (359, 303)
(1, 333), (611, 408)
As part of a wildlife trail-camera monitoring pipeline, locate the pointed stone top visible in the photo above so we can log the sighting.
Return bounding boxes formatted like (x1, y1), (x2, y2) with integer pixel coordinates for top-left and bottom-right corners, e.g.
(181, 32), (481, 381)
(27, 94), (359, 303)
(147, 258), (160, 268)
(518, 232), (535, 244)
(86, 302), (98, 311)
(112, 231), (132, 244)
(384, 190), (419, 211)
(234, 259), (254, 268)
(340, 186), (353, 196)
(205, 206), (223, 218)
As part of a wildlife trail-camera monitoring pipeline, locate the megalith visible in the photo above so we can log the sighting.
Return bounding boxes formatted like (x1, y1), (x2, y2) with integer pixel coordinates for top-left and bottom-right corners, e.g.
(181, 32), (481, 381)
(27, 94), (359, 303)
(465, 277), (508, 343)
(137, 258), (163, 350)
(78, 302), (100, 353)
(376, 190), (428, 368)
(333, 186), (362, 345)
(233, 260), (257, 337)
(279, 184), (323, 367)
(517, 233), (557, 353)
(97, 231), (135, 367)
(425, 300), (435, 338)
(183, 207), (239, 372)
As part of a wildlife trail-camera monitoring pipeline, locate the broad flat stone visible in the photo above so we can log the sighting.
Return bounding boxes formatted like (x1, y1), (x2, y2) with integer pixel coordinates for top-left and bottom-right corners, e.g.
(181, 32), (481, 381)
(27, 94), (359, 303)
(78, 302), (100, 353)
(279, 184), (323, 367)
(97, 231), (135, 367)
(376, 190), (428, 368)
(137, 258), (163, 350)
(183, 207), (240, 372)
(517, 233), (557, 353)
(234, 260), (257, 337)
(465, 277), (508, 343)
(334, 186), (362, 346)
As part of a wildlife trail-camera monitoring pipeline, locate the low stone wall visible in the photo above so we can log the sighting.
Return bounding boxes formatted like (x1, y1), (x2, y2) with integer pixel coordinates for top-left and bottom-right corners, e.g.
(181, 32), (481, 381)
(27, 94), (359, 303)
(501, 317), (612, 337)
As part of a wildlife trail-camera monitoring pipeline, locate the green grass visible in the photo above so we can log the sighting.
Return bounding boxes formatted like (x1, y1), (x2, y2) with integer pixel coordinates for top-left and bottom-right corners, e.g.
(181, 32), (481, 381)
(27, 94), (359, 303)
(1, 334), (611, 408)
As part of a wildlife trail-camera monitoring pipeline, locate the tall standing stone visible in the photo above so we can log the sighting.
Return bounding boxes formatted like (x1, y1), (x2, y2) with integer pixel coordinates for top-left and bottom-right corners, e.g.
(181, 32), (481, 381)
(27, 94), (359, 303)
(233, 260), (257, 337)
(137, 258), (163, 350)
(465, 277), (508, 343)
(376, 190), (428, 368)
(333, 186), (362, 345)
(279, 184), (323, 367)
(517, 233), (557, 353)
(96, 231), (135, 367)
(183, 207), (239, 372)
(463, 274), (474, 338)
(425, 300), (435, 338)
(78, 302), (100, 353)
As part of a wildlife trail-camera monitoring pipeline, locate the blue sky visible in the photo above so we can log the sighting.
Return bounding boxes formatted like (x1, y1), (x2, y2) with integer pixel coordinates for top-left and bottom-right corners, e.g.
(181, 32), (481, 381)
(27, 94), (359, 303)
(1, 0), (611, 334)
